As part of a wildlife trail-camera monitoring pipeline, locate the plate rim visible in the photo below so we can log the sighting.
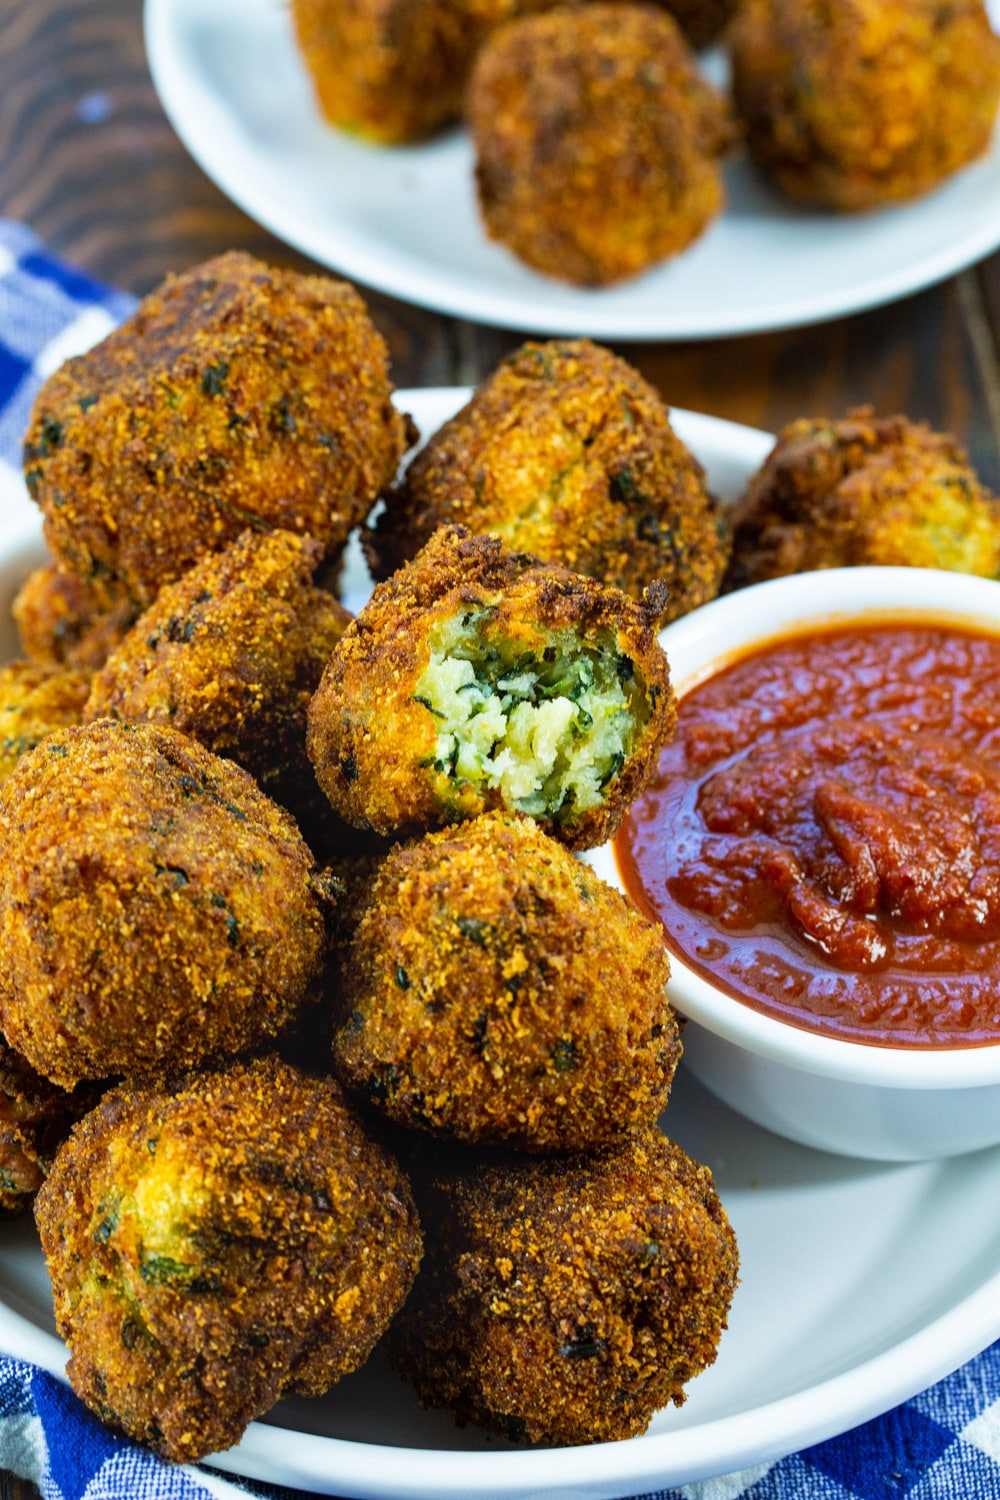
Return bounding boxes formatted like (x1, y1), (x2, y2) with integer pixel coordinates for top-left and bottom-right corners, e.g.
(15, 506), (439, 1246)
(142, 0), (1000, 341)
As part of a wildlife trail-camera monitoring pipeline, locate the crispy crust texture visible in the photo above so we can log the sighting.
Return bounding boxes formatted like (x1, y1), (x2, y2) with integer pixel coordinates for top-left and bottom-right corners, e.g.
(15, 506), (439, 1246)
(34, 1055), (422, 1461)
(724, 407), (1000, 588)
(332, 810), (679, 1150)
(0, 1037), (101, 1214)
(84, 529), (351, 836)
(0, 659), (92, 785)
(290, 0), (564, 143)
(467, 4), (734, 286)
(390, 1127), (739, 1444)
(366, 339), (730, 613)
(23, 251), (409, 604)
(306, 525), (675, 849)
(0, 719), (327, 1086)
(729, 0), (1000, 210)
(13, 564), (139, 671)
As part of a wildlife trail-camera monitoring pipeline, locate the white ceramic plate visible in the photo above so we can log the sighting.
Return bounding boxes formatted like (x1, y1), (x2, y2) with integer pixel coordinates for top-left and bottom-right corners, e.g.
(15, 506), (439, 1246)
(4, 392), (1000, 1499)
(143, 0), (1000, 340)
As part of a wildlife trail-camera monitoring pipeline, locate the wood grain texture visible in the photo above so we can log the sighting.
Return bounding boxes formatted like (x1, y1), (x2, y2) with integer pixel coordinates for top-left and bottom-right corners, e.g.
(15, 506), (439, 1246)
(0, 0), (455, 385)
(980, 248), (1000, 345)
(0, 1473), (40, 1500)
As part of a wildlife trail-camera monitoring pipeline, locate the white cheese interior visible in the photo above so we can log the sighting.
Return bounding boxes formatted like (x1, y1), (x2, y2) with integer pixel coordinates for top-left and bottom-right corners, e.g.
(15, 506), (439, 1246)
(415, 612), (643, 821)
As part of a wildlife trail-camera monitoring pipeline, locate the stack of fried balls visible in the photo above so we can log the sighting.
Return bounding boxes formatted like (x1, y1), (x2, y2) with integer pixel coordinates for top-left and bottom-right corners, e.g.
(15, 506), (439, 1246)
(0, 252), (742, 1463)
(290, 0), (1000, 286)
(4, 247), (999, 1463)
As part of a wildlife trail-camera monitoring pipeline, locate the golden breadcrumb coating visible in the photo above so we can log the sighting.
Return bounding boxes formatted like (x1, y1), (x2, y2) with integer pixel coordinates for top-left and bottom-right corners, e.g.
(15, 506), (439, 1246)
(0, 659), (91, 784)
(0, 719), (330, 1087)
(332, 810), (679, 1149)
(13, 564), (139, 671)
(84, 529), (351, 839)
(35, 1055), (422, 1462)
(724, 407), (1000, 589)
(0, 1036), (101, 1214)
(307, 525), (675, 850)
(729, 0), (1000, 209)
(367, 339), (729, 614)
(467, 4), (734, 286)
(291, 0), (565, 143)
(24, 251), (409, 604)
(391, 1126), (738, 1444)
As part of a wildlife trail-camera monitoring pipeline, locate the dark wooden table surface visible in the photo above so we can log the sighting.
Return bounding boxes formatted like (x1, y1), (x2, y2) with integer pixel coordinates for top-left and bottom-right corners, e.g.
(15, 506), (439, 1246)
(2, 1), (1000, 1497)
(3, 0), (1000, 487)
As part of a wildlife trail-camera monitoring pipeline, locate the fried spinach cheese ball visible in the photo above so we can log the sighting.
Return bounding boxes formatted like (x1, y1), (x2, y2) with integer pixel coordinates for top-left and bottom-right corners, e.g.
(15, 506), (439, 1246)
(724, 407), (1000, 589)
(391, 1127), (738, 1445)
(366, 340), (730, 614)
(0, 720), (331, 1087)
(84, 529), (351, 841)
(291, 0), (564, 144)
(35, 1055), (422, 1462)
(23, 251), (409, 605)
(307, 526), (675, 849)
(467, 4), (734, 286)
(729, 0), (1000, 210)
(0, 1036), (100, 1214)
(332, 811), (679, 1150)
(0, 659), (91, 784)
(13, 563), (139, 671)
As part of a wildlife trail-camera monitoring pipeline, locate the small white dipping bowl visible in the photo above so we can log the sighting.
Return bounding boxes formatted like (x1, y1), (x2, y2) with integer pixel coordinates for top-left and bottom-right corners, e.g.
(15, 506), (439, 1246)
(587, 565), (1000, 1162)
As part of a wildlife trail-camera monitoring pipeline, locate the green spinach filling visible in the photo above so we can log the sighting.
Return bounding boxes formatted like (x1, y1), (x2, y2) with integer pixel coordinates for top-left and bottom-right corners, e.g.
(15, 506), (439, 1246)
(414, 611), (646, 821)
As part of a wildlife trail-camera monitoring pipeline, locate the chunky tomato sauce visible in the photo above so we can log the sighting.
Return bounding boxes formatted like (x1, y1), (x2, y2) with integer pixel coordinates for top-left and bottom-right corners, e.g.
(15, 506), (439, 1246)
(616, 621), (1000, 1048)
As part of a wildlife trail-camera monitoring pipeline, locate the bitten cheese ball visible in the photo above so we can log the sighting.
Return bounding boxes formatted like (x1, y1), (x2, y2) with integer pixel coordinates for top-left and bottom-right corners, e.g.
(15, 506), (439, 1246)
(367, 339), (729, 614)
(0, 719), (330, 1087)
(35, 1056), (422, 1462)
(332, 810), (680, 1150)
(307, 525), (675, 850)
(23, 251), (409, 604)
(729, 0), (1000, 209)
(467, 4), (734, 286)
(391, 1127), (739, 1444)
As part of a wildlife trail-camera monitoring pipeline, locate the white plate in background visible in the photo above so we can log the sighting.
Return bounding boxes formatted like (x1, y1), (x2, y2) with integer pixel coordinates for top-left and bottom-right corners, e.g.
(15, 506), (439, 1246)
(144, 0), (1000, 340)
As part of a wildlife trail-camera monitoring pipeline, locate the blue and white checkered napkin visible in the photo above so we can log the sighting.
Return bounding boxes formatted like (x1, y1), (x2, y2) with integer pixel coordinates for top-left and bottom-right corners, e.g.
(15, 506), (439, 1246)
(0, 1358), (317, 1500)
(0, 220), (135, 517)
(4, 218), (1000, 1500)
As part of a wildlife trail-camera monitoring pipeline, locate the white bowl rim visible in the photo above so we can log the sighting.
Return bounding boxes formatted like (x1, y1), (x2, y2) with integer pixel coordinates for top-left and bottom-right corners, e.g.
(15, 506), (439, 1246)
(610, 564), (1000, 1091)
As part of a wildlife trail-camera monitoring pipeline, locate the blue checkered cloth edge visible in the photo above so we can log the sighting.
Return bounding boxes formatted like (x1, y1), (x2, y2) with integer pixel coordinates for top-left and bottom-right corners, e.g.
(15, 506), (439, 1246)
(3, 218), (1000, 1500)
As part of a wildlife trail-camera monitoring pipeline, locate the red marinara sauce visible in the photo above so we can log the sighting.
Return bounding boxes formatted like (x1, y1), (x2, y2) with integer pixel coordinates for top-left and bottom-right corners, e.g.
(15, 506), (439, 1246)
(616, 620), (1000, 1048)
